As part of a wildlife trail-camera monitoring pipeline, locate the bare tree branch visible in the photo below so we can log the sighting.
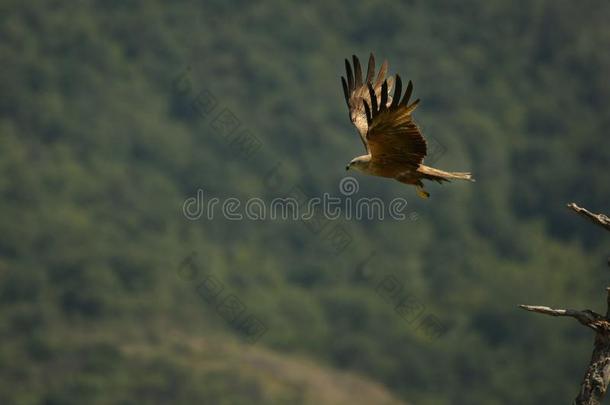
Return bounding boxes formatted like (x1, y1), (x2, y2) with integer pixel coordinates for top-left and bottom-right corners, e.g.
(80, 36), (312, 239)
(567, 203), (610, 232)
(519, 305), (602, 330)
(518, 203), (610, 404)
(520, 295), (610, 405)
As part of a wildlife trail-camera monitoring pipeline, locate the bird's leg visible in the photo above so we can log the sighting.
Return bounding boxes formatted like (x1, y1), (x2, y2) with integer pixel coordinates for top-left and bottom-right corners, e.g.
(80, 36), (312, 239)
(416, 184), (430, 199)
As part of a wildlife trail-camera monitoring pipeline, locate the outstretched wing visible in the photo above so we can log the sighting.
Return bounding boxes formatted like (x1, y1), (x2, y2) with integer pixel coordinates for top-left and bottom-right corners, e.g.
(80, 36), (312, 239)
(363, 76), (427, 169)
(341, 54), (394, 152)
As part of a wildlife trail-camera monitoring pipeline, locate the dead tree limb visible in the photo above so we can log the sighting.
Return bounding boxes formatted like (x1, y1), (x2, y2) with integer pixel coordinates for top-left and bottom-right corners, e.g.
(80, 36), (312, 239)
(519, 305), (604, 331)
(520, 203), (610, 405)
(567, 203), (610, 232)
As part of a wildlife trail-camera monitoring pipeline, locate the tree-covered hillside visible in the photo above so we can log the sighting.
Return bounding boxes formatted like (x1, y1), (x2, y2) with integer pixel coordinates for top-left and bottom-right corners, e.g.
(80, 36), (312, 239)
(1, 1), (609, 404)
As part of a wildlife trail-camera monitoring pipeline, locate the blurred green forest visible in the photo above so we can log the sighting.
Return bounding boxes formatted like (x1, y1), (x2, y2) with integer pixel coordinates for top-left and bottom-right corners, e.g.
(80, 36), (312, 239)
(1, 0), (609, 404)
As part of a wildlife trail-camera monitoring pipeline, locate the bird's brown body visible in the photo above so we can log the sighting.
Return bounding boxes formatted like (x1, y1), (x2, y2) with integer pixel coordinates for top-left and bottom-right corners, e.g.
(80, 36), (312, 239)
(341, 54), (473, 198)
(359, 157), (416, 180)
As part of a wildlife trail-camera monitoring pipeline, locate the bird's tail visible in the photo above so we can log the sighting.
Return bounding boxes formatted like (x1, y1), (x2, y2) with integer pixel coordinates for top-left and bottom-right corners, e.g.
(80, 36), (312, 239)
(417, 165), (475, 183)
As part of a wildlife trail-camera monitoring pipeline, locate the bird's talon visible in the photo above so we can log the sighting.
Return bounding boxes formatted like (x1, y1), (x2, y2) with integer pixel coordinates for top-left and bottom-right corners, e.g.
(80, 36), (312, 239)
(416, 187), (430, 199)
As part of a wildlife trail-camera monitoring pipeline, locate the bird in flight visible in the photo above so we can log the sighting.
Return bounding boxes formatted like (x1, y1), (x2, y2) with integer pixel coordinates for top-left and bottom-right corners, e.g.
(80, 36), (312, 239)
(342, 54), (473, 198)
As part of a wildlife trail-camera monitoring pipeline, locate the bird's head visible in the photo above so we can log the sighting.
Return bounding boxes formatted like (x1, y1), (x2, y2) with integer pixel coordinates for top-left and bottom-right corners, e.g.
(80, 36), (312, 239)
(346, 155), (370, 172)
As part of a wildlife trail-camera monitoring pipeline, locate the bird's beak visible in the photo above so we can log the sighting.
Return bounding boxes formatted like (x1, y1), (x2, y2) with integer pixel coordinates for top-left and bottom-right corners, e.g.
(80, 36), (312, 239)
(345, 165), (350, 171)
